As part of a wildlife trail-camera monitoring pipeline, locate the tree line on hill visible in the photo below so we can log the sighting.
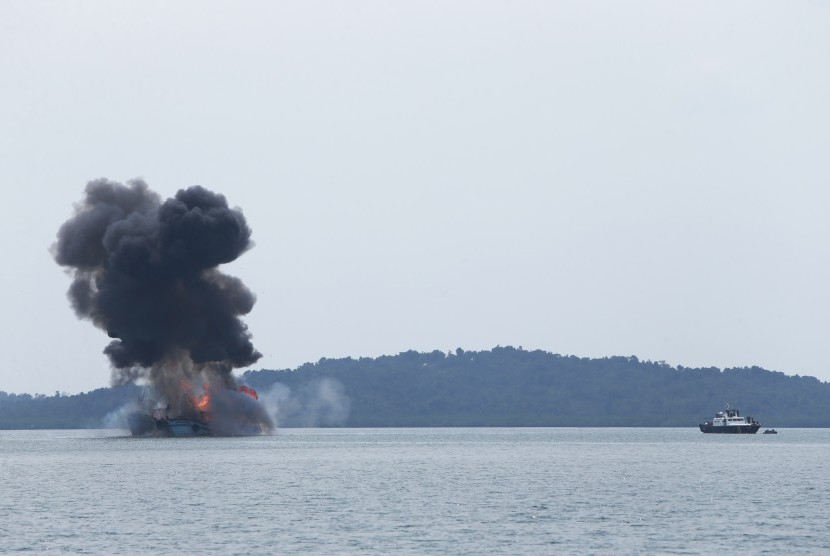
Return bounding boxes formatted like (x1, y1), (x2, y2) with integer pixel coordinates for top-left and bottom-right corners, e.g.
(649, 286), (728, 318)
(2, 346), (829, 429)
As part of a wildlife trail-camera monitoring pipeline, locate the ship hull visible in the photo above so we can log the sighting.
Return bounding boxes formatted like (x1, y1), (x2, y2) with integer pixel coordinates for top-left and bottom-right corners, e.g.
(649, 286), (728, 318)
(699, 424), (761, 434)
(167, 418), (212, 437)
(127, 411), (212, 437)
(127, 411), (163, 436)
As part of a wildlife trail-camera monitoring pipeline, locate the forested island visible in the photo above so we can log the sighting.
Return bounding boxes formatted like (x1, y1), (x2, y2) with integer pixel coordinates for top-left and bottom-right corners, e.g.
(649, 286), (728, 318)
(2, 346), (829, 429)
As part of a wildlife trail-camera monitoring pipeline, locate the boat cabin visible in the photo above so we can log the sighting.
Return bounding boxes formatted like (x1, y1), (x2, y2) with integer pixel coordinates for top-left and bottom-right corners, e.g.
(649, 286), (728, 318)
(700, 406), (761, 433)
(712, 408), (756, 426)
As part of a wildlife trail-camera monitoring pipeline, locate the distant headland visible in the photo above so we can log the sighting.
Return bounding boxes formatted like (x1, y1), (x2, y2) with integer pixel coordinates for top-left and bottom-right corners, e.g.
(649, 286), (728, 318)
(2, 347), (828, 429)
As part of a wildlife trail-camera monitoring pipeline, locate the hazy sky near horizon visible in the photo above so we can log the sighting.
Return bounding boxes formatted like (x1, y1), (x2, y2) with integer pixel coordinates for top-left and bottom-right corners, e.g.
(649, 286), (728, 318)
(1, 1), (828, 394)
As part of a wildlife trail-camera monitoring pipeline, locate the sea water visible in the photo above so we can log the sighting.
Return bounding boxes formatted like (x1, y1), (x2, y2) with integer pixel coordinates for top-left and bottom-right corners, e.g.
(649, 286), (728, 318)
(1, 428), (828, 554)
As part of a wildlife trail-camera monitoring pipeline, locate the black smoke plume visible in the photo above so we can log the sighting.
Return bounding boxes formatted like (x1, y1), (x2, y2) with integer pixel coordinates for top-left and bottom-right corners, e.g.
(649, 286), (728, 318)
(53, 178), (272, 431)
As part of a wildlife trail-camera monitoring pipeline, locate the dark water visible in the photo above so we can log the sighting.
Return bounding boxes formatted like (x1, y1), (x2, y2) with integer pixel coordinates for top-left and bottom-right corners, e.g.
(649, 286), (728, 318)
(1, 428), (828, 554)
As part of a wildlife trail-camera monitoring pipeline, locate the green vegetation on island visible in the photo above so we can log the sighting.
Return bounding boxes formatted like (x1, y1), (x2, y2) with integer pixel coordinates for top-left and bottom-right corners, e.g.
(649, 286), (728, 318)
(2, 347), (829, 429)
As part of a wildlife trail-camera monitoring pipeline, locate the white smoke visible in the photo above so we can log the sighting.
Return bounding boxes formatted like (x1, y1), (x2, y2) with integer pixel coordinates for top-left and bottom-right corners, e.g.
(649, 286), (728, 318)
(259, 378), (350, 427)
(101, 402), (138, 430)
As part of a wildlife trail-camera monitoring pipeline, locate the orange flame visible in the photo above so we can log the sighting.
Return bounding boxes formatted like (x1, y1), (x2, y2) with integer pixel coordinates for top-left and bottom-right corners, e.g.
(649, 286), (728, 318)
(178, 379), (212, 416)
(197, 384), (211, 411)
(239, 385), (258, 400)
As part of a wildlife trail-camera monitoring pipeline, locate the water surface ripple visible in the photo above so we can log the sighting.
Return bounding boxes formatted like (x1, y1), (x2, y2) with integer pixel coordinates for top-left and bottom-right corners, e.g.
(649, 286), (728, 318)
(1, 428), (827, 554)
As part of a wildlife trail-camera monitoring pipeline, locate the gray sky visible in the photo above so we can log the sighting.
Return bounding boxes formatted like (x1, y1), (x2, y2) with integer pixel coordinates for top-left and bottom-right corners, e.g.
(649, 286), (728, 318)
(1, 1), (828, 394)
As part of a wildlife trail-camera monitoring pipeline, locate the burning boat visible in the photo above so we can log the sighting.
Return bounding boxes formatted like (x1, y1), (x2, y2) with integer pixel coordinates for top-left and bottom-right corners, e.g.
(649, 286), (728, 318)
(127, 383), (266, 437)
(54, 181), (275, 437)
(127, 412), (211, 437)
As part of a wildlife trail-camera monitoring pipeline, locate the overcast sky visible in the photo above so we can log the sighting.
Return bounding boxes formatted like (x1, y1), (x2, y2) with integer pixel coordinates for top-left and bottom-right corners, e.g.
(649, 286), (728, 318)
(1, 1), (828, 394)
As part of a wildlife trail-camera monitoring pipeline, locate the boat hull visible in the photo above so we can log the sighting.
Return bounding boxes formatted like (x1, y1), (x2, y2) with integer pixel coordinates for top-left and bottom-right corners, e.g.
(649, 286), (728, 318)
(127, 411), (212, 437)
(167, 418), (212, 437)
(699, 424), (761, 434)
(127, 411), (163, 436)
